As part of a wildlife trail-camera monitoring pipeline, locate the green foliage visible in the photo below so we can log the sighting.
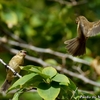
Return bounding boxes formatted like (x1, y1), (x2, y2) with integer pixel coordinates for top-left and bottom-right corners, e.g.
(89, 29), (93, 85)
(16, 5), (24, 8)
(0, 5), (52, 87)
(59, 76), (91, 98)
(37, 82), (60, 100)
(52, 73), (69, 86)
(12, 89), (23, 100)
(8, 73), (37, 91)
(8, 65), (76, 100)
(42, 67), (57, 79)
(20, 92), (42, 100)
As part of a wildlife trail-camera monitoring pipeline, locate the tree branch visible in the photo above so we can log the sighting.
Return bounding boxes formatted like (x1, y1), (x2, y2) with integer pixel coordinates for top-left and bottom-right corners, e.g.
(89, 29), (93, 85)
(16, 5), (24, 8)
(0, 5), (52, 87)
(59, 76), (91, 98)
(8, 40), (90, 65)
(0, 59), (22, 78)
(49, 0), (87, 6)
(56, 66), (100, 87)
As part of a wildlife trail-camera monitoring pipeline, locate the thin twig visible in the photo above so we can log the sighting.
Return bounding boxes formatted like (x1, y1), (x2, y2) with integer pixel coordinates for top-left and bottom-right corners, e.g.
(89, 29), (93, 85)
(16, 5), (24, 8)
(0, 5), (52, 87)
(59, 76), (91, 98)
(78, 89), (94, 95)
(56, 66), (100, 87)
(0, 59), (22, 78)
(49, 0), (87, 6)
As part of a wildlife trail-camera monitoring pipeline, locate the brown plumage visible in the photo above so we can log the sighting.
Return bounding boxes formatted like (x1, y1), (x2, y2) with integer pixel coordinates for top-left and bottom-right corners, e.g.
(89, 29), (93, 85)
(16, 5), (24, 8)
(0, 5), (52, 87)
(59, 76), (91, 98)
(1, 50), (26, 93)
(64, 16), (100, 56)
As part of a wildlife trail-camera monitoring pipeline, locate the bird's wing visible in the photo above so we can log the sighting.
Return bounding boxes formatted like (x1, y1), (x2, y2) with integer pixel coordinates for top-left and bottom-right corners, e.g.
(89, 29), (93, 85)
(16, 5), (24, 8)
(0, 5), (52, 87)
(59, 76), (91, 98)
(77, 21), (86, 38)
(87, 21), (100, 37)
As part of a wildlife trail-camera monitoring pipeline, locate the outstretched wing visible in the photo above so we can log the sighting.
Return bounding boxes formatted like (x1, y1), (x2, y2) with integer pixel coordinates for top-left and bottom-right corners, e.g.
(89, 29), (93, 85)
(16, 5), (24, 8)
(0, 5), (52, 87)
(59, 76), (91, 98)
(87, 21), (100, 37)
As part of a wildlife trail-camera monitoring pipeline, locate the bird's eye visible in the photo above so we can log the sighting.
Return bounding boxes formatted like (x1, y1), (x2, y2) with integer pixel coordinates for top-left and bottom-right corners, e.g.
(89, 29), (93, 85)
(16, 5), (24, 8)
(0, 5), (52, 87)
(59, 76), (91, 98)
(20, 50), (22, 52)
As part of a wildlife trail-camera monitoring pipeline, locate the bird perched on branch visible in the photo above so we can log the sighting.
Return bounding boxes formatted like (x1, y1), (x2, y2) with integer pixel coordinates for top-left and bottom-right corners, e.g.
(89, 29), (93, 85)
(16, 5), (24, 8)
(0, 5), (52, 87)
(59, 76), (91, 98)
(64, 16), (100, 56)
(1, 50), (26, 93)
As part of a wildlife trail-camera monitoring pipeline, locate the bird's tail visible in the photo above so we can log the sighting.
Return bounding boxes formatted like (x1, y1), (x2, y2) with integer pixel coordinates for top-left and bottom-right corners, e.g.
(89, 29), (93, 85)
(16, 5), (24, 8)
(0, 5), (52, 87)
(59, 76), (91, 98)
(1, 79), (11, 92)
(64, 37), (86, 56)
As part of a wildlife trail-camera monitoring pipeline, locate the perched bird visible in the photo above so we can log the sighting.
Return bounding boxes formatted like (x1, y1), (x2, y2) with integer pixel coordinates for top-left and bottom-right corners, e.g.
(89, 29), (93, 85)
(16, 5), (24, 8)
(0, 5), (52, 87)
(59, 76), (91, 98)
(1, 50), (26, 92)
(64, 16), (100, 56)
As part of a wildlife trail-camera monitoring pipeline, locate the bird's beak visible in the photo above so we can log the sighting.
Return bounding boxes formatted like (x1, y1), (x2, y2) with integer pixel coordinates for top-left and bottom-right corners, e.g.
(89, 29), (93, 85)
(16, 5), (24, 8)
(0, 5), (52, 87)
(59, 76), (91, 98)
(22, 50), (27, 56)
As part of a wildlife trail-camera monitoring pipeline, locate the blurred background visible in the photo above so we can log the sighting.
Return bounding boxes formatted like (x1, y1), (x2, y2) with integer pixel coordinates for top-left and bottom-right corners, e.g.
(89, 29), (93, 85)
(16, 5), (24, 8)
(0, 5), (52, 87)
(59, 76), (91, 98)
(0, 0), (100, 99)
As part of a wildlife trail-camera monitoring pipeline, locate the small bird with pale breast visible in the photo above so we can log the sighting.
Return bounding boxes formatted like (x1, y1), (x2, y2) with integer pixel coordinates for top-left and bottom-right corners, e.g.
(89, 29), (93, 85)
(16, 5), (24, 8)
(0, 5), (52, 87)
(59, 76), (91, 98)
(64, 16), (100, 56)
(1, 50), (26, 93)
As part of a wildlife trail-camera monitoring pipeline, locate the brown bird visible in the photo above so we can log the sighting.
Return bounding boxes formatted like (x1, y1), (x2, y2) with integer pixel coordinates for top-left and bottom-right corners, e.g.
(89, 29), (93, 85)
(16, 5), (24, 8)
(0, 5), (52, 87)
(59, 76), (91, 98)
(1, 50), (26, 92)
(64, 16), (100, 56)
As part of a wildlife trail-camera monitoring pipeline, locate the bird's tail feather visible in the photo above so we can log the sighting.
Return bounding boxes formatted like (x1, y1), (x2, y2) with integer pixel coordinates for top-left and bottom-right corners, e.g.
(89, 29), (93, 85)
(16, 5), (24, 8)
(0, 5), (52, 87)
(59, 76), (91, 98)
(64, 37), (86, 56)
(1, 79), (11, 92)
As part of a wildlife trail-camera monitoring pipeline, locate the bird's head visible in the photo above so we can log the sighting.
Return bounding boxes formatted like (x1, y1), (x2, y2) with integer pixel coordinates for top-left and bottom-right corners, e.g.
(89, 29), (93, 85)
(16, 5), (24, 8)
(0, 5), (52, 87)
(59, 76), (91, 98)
(76, 16), (88, 24)
(17, 50), (26, 57)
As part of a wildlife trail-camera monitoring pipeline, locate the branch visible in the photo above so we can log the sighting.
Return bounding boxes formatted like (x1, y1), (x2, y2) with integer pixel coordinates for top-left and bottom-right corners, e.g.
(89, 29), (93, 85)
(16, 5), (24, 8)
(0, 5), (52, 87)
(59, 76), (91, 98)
(8, 40), (90, 65)
(78, 89), (94, 95)
(0, 59), (22, 78)
(49, 0), (87, 6)
(56, 66), (100, 87)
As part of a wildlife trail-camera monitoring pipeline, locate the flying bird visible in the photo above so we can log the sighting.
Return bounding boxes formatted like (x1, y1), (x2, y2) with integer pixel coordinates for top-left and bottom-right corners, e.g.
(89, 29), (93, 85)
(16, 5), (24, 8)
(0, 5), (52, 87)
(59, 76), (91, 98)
(64, 16), (100, 56)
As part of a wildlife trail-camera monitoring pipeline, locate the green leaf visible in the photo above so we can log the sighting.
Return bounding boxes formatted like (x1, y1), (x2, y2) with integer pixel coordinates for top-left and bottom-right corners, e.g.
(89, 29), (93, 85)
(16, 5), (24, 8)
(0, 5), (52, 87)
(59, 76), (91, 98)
(68, 78), (76, 90)
(39, 73), (50, 79)
(21, 65), (43, 73)
(12, 93), (19, 100)
(21, 65), (50, 79)
(8, 73), (37, 91)
(24, 25), (37, 36)
(37, 82), (60, 100)
(20, 92), (42, 100)
(45, 59), (58, 66)
(30, 15), (43, 27)
(1, 11), (18, 28)
(52, 74), (70, 86)
(30, 67), (43, 73)
(27, 75), (43, 87)
(42, 67), (57, 79)
(12, 89), (23, 100)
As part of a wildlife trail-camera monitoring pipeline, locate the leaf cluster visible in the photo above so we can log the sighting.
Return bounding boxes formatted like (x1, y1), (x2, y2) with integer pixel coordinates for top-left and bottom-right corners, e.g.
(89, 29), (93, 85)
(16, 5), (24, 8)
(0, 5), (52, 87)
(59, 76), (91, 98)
(8, 66), (77, 100)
